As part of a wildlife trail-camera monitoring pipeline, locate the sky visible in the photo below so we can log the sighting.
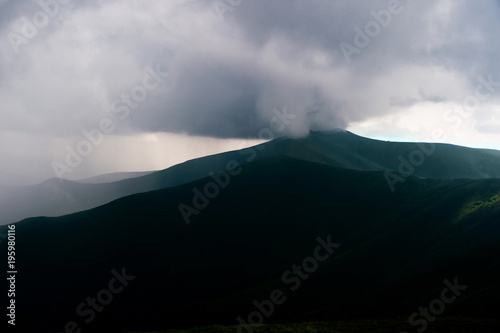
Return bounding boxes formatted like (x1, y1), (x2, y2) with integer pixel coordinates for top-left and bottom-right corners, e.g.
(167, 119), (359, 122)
(0, 0), (499, 185)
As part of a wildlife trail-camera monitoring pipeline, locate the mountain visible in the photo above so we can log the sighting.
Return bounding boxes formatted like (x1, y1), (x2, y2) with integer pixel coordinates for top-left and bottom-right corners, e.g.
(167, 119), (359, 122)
(4, 154), (500, 332)
(76, 171), (154, 184)
(2, 130), (500, 225)
(283, 131), (500, 179)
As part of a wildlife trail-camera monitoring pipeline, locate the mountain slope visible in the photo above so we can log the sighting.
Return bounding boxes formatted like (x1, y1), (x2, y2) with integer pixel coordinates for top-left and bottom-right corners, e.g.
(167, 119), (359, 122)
(2, 130), (500, 224)
(281, 130), (500, 179)
(4, 155), (500, 332)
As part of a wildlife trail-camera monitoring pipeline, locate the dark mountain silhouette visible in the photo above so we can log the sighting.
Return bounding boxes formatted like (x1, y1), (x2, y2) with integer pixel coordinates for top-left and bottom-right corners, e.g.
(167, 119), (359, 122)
(4, 154), (500, 332)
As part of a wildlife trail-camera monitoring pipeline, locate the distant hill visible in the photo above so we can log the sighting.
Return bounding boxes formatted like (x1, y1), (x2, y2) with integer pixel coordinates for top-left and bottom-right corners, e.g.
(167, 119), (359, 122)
(5, 155), (500, 332)
(76, 171), (154, 184)
(2, 130), (500, 224)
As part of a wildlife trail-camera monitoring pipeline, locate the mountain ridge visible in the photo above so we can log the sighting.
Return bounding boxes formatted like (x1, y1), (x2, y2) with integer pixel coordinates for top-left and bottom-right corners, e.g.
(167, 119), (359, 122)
(2, 130), (500, 224)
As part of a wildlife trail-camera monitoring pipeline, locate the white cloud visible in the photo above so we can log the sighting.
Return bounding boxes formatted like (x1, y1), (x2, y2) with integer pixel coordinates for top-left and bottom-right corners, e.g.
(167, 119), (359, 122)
(348, 101), (500, 150)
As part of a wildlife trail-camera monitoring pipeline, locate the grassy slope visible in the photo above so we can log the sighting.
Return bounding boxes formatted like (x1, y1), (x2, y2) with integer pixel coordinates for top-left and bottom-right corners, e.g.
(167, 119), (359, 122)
(282, 130), (500, 179)
(3, 156), (500, 332)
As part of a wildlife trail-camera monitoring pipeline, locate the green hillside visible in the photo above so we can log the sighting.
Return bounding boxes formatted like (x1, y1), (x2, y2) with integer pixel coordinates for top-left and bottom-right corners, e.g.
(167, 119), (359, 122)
(4, 155), (500, 332)
(281, 130), (500, 179)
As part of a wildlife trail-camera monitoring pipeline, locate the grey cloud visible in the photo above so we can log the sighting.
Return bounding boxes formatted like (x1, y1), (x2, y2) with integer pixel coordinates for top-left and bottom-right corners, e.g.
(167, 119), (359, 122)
(2, 0), (499, 138)
(0, 0), (499, 184)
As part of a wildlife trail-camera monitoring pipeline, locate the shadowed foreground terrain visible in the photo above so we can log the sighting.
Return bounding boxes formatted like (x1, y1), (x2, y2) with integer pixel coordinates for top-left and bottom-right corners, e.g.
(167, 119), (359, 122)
(4, 150), (500, 332)
(128, 318), (500, 333)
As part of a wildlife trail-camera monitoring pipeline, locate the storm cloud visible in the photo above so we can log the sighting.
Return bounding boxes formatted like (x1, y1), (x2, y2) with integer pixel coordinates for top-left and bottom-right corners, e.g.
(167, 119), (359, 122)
(0, 0), (499, 184)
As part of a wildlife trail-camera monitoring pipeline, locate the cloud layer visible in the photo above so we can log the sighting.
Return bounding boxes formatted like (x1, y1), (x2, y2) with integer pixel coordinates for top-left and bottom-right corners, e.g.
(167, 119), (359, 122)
(0, 0), (499, 183)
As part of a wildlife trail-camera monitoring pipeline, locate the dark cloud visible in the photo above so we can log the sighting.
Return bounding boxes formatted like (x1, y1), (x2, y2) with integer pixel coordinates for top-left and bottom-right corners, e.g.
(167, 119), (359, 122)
(0, 0), (499, 183)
